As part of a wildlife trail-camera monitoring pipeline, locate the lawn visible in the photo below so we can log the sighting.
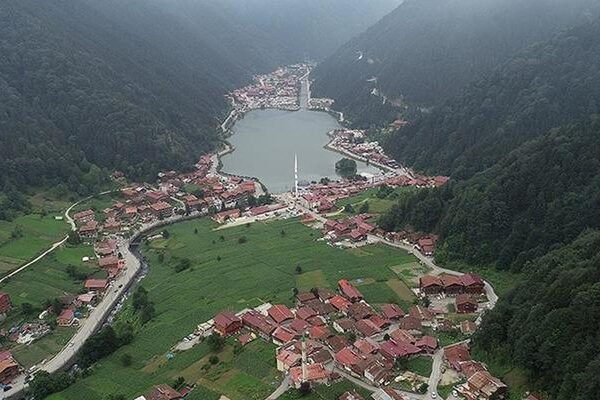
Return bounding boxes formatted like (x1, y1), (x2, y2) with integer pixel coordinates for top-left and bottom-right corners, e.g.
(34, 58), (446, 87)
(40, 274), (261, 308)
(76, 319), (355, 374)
(336, 186), (419, 215)
(48, 217), (417, 399)
(403, 356), (433, 377)
(11, 326), (77, 368)
(0, 214), (69, 276)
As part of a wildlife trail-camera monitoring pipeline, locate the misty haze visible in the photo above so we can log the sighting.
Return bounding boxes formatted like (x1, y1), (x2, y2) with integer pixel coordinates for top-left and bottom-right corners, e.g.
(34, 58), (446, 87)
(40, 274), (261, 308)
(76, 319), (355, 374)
(0, 1), (599, 399)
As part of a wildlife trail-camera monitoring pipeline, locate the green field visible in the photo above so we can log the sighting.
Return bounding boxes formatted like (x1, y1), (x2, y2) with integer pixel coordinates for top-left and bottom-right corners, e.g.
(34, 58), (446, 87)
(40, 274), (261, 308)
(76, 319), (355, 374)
(0, 244), (103, 367)
(336, 186), (418, 215)
(47, 217), (417, 399)
(403, 356), (433, 377)
(0, 214), (69, 276)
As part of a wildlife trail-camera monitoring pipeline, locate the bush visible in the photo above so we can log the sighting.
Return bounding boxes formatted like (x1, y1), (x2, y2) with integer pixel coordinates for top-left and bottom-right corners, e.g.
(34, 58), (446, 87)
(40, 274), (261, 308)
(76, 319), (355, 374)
(120, 353), (132, 367)
(238, 236), (247, 244)
(209, 355), (219, 364)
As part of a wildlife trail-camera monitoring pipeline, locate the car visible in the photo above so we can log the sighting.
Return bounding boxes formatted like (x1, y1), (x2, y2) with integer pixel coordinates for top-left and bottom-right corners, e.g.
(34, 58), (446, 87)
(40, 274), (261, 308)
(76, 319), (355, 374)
(4, 385), (12, 392)
(452, 390), (459, 397)
(431, 393), (437, 399)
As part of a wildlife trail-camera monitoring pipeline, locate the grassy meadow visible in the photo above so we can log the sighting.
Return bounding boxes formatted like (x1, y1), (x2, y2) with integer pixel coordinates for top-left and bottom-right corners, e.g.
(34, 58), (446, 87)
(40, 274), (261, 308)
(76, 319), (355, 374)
(47, 217), (417, 400)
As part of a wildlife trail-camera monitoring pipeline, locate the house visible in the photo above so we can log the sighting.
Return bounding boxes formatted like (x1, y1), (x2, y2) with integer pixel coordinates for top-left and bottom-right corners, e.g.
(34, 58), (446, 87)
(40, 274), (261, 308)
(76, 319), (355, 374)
(340, 391), (365, 400)
(84, 279), (109, 293)
(0, 292), (12, 314)
(145, 384), (183, 400)
(150, 201), (174, 218)
(296, 291), (317, 304)
(419, 275), (443, 295)
(272, 326), (298, 345)
(442, 275), (464, 295)
(461, 273), (486, 294)
(348, 303), (374, 320)
(333, 318), (355, 333)
(335, 347), (363, 371)
(79, 220), (99, 239)
(317, 288), (336, 301)
(183, 194), (202, 211)
(444, 343), (471, 370)
(57, 309), (75, 327)
(415, 336), (438, 353)
(77, 293), (97, 306)
(326, 335), (350, 352)
(213, 209), (240, 223)
(398, 316), (422, 332)
(242, 310), (277, 338)
(338, 279), (363, 302)
(389, 329), (416, 345)
(0, 351), (20, 384)
(99, 255), (120, 270)
(417, 238), (435, 256)
(354, 339), (379, 355)
(146, 191), (168, 203)
(355, 319), (381, 337)
(462, 371), (508, 400)
(268, 304), (294, 324)
(296, 306), (317, 321)
(456, 294), (478, 314)
(309, 325), (332, 341)
(379, 340), (421, 361)
(73, 209), (95, 224)
(349, 228), (367, 242)
(364, 360), (392, 386)
(289, 319), (310, 335)
(330, 295), (352, 313)
(276, 348), (302, 371)
(214, 312), (242, 336)
(409, 305), (434, 321)
(289, 363), (331, 388)
(380, 304), (405, 320)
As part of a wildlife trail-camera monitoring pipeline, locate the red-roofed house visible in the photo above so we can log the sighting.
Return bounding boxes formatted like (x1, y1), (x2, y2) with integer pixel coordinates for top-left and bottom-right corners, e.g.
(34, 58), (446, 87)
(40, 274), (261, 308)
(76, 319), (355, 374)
(57, 309), (75, 327)
(0, 351), (20, 384)
(415, 336), (438, 353)
(379, 340), (421, 360)
(84, 279), (108, 292)
(380, 304), (405, 320)
(335, 347), (363, 371)
(268, 304), (294, 324)
(338, 280), (363, 302)
(145, 383), (183, 400)
(444, 343), (471, 370)
(461, 273), (485, 294)
(151, 201), (174, 218)
(272, 326), (298, 345)
(456, 294), (478, 314)
(419, 275), (443, 295)
(442, 275), (464, 295)
(214, 312), (242, 337)
(290, 363), (331, 388)
(242, 310), (276, 338)
(330, 295), (352, 312)
(0, 293), (12, 314)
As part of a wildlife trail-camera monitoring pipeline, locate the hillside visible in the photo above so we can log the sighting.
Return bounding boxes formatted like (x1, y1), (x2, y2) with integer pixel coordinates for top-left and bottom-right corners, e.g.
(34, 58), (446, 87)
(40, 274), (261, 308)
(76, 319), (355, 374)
(212, 0), (402, 61)
(474, 230), (600, 400)
(0, 0), (286, 218)
(380, 116), (600, 272)
(312, 0), (600, 126)
(386, 16), (600, 179)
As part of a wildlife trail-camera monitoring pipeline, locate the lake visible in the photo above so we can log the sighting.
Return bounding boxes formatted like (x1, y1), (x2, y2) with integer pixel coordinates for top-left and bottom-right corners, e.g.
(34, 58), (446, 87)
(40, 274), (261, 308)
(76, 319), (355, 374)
(221, 108), (382, 193)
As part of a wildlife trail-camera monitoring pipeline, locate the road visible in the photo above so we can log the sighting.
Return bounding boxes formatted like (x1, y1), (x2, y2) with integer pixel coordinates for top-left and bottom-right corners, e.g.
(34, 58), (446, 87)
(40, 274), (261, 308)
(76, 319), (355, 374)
(0, 191), (114, 285)
(265, 375), (290, 400)
(3, 207), (200, 399)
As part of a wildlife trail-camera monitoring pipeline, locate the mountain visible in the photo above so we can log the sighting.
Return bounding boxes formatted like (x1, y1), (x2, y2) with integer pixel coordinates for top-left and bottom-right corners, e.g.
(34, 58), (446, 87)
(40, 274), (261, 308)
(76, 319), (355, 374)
(474, 230), (600, 400)
(386, 16), (600, 179)
(312, 0), (600, 126)
(0, 0), (286, 218)
(211, 0), (402, 61)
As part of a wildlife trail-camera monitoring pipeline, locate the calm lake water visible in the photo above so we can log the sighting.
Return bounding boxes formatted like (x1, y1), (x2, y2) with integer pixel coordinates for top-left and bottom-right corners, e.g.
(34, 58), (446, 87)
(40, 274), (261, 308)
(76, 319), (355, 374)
(221, 109), (382, 193)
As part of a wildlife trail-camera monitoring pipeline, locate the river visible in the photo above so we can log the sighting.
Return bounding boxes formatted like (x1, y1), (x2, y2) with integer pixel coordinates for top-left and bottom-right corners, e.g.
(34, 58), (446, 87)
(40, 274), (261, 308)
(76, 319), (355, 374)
(221, 81), (382, 193)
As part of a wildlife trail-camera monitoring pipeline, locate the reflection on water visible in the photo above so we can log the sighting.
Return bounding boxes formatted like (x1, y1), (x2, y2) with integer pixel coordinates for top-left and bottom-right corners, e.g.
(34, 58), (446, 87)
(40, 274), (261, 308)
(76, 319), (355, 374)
(221, 109), (381, 193)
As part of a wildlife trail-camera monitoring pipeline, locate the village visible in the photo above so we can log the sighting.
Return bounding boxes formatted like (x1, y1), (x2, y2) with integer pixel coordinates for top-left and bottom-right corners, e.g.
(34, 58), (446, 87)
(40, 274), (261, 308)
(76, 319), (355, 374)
(0, 64), (526, 400)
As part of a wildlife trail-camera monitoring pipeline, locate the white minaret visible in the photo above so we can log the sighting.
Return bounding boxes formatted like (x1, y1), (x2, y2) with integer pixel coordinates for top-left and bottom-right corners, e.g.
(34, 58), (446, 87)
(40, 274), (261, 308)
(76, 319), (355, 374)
(294, 153), (299, 198)
(301, 333), (308, 383)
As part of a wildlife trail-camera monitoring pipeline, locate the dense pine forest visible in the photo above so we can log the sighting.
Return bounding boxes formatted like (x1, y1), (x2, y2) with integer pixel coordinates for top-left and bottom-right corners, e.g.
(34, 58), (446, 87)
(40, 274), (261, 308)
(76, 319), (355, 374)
(0, 0), (394, 219)
(312, 0), (600, 127)
(474, 230), (600, 400)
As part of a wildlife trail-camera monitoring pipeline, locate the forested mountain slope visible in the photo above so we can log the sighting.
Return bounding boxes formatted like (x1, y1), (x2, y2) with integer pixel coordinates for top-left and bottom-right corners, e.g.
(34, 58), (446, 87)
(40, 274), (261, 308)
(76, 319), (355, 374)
(313, 0), (600, 126)
(386, 17), (600, 179)
(0, 0), (284, 217)
(474, 230), (600, 400)
(212, 0), (402, 61)
(380, 116), (600, 272)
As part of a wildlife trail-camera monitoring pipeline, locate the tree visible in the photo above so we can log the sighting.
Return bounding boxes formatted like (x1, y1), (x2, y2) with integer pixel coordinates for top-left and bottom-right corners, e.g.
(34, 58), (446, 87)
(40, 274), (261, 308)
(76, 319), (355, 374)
(295, 264), (302, 274)
(206, 333), (225, 352)
(29, 371), (74, 399)
(194, 228), (198, 234)
(335, 158), (357, 178)
(67, 230), (82, 245)
(344, 204), (355, 214)
(21, 302), (34, 316)
(359, 201), (370, 214)
(209, 355), (219, 364)
(162, 230), (170, 239)
(238, 236), (247, 244)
